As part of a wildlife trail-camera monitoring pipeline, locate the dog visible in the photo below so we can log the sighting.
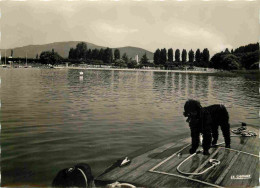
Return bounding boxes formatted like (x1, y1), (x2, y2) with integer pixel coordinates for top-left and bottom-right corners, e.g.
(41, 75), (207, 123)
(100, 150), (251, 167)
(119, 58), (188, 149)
(184, 99), (231, 155)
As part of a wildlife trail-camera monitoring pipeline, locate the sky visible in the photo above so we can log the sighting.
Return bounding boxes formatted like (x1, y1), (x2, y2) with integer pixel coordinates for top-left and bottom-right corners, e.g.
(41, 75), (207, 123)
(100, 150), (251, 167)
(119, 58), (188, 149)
(0, 0), (259, 55)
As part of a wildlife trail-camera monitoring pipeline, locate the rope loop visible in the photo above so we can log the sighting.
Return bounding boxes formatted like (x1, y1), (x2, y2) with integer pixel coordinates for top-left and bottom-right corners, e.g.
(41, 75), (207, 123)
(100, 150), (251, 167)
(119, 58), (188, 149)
(231, 124), (257, 137)
(177, 152), (220, 176)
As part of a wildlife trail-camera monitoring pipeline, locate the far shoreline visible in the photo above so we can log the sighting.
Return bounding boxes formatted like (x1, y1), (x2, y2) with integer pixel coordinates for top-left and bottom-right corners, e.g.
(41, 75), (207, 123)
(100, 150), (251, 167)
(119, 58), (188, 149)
(54, 66), (259, 77)
(54, 66), (218, 74)
(1, 64), (258, 77)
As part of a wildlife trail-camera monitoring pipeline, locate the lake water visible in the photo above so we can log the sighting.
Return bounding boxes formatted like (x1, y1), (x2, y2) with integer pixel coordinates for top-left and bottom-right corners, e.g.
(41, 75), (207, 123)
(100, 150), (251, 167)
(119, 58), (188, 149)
(0, 68), (259, 187)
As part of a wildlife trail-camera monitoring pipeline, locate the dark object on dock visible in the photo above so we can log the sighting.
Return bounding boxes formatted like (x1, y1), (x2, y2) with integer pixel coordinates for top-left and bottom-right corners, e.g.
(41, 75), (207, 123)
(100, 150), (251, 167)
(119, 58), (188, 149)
(241, 122), (247, 127)
(52, 163), (94, 187)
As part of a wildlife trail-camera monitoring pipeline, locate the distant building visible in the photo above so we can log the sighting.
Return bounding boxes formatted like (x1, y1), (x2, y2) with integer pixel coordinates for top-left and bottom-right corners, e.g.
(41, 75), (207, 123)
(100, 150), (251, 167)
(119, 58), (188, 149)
(135, 55), (139, 63)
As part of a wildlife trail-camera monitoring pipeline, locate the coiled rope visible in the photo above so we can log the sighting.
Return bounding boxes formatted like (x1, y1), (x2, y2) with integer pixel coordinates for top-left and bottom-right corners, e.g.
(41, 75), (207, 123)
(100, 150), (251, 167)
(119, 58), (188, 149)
(176, 150), (220, 176)
(231, 126), (257, 137)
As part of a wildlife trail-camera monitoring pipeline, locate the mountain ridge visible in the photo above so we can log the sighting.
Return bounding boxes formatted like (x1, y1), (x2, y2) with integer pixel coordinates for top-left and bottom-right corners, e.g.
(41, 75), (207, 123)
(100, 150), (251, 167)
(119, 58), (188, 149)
(1, 41), (154, 60)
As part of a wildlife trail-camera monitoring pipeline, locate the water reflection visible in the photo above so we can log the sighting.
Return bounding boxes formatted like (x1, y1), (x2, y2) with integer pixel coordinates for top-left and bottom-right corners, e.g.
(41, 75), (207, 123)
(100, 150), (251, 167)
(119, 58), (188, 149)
(174, 73), (180, 97)
(0, 69), (259, 187)
(166, 73), (173, 94)
(153, 72), (167, 98)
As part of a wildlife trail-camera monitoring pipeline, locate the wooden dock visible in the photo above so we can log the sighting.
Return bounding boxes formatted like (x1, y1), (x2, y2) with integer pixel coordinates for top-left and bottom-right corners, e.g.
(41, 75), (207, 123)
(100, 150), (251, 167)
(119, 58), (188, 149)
(95, 124), (259, 187)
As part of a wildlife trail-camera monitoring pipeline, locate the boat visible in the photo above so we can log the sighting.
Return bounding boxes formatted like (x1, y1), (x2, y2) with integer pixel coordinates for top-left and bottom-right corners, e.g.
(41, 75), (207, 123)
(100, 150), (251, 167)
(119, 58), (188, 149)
(94, 123), (259, 187)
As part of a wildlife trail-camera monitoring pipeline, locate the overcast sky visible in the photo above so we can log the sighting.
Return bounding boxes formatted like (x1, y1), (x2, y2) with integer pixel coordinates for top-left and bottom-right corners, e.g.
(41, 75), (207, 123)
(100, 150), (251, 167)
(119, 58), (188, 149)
(1, 0), (259, 55)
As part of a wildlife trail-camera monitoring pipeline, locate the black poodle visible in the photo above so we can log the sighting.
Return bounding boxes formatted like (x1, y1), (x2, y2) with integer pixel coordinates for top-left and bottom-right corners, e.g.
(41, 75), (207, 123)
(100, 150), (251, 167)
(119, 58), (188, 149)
(184, 99), (231, 155)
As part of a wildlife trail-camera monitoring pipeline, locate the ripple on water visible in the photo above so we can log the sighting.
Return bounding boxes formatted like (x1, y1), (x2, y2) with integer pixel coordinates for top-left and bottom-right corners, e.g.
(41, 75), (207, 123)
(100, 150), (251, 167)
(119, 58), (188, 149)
(0, 69), (259, 186)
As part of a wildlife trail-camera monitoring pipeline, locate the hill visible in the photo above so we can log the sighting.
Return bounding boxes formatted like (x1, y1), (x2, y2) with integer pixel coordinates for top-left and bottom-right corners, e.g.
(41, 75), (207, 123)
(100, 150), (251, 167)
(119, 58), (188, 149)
(1, 41), (153, 60)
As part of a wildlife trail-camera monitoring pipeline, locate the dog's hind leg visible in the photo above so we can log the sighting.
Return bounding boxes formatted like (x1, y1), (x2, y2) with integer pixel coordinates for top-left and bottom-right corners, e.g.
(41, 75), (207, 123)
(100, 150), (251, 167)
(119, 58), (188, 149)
(220, 122), (231, 148)
(212, 125), (219, 146)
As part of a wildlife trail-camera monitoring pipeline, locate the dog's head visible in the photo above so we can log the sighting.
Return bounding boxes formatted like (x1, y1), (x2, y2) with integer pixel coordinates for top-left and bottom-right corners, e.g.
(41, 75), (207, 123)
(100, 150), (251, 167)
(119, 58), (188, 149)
(183, 99), (202, 123)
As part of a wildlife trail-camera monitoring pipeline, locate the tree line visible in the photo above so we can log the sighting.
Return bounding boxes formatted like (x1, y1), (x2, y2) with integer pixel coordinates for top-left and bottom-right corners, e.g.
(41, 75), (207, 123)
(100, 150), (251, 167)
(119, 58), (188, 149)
(153, 43), (259, 70)
(68, 42), (113, 64)
(153, 48), (210, 68)
(210, 43), (259, 70)
(34, 42), (148, 67)
(27, 41), (259, 70)
(68, 42), (152, 68)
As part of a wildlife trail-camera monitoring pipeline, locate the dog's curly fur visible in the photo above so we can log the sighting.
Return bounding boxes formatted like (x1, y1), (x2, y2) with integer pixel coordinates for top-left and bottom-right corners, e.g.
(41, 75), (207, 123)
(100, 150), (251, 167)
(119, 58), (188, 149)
(184, 99), (231, 153)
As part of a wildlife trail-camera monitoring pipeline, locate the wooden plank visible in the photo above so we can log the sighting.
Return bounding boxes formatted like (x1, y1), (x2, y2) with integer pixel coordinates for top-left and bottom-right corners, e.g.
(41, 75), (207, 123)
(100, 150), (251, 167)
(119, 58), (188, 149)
(228, 151), (252, 186)
(96, 125), (258, 187)
(149, 171), (218, 188)
(148, 147), (220, 187)
(220, 153), (257, 187)
(189, 148), (220, 178)
(132, 144), (215, 188)
(194, 148), (237, 183)
(163, 147), (218, 175)
(134, 171), (209, 188)
(242, 133), (259, 155)
(150, 146), (240, 187)
(116, 142), (190, 183)
(155, 144), (192, 172)
(214, 149), (240, 185)
(161, 147), (236, 184)
(230, 136), (249, 152)
(241, 156), (259, 186)
(249, 164), (259, 187)
(242, 135), (259, 187)
(97, 138), (190, 181)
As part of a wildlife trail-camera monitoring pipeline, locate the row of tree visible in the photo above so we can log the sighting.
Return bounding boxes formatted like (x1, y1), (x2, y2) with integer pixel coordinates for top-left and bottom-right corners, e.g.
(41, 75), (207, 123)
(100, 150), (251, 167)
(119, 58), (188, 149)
(69, 42), (147, 68)
(153, 43), (259, 70)
(210, 43), (259, 70)
(153, 48), (210, 67)
(37, 42), (142, 67)
(68, 42), (128, 64)
(68, 42), (113, 64)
